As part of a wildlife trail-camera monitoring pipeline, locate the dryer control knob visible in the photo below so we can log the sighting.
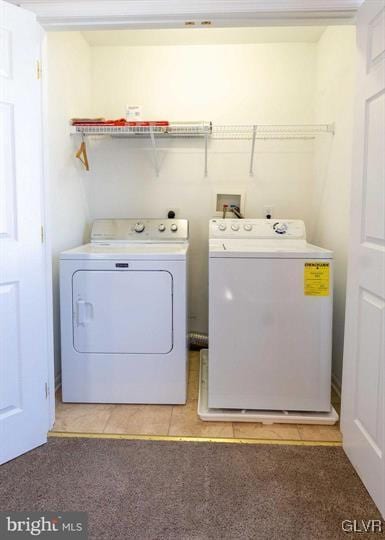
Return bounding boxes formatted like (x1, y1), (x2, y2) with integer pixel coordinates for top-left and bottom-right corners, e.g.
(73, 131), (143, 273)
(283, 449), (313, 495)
(231, 223), (240, 231)
(170, 223), (178, 232)
(158, 224), (166, 232)
(244, 224), (252, 231)
(218, 223), (227, 231)
(273, 221), (288, 234)
(134, 222), (145, 233)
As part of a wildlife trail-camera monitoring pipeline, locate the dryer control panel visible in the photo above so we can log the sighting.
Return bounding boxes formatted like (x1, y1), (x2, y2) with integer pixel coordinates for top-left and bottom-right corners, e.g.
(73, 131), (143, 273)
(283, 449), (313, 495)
(210, 219), (306, 239)
(91, 219), (189, 243)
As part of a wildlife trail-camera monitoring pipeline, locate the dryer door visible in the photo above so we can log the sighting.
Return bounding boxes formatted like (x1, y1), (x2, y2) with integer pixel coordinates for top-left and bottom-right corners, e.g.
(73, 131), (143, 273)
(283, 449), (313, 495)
(72, 270), (173, 354)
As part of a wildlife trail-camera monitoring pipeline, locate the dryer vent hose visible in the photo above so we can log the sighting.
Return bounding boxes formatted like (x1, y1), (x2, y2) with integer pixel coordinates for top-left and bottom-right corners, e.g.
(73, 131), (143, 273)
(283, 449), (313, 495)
(188, 332), (208, 350)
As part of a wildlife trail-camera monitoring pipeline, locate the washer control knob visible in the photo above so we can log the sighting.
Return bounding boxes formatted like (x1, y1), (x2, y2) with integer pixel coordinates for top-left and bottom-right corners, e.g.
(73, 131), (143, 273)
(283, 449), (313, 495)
(134, 222), (145, 233)
(218, 223), (227, 231)
(170, 223), (178, 232)
(158, 224), (166, 232)
(273, 221), (288, 235)
(244, 224), (252, 231)
(231, 223), (240, 231)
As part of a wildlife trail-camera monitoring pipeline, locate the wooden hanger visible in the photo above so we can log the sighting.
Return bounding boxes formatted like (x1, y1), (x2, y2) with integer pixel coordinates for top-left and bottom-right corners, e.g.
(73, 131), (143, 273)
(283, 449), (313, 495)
(76, 139), (89, 171)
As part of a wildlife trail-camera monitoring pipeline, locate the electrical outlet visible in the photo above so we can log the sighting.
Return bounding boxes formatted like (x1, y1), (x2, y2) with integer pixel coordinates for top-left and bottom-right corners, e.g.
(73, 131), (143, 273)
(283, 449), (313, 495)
(264, 205), (274, 219)
(166, 208), (180, 219)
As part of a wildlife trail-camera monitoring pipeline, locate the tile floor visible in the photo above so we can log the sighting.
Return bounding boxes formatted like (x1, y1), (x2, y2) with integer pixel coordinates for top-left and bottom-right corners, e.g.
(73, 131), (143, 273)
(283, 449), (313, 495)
(52, 351), (342, 442)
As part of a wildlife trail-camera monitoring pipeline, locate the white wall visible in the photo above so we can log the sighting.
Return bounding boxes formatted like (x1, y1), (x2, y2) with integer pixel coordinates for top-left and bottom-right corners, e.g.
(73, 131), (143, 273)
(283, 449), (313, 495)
(46, 32), (92, 382)
(86, 42), (317, 332)
(91, 43), (316, 123)
(312, 26), (356, 387)
(46, 30), (356, 385)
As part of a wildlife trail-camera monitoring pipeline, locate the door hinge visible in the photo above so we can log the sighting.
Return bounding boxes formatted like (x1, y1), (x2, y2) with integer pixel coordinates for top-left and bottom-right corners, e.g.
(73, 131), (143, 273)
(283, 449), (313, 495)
(36, 60), (42, 80)
(41, 225), (44, 243)
(45, 382), (49, 399)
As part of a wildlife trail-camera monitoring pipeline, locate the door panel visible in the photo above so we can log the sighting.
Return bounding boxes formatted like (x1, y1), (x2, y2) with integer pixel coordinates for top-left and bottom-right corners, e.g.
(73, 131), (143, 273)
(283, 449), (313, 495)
(0, 27), (12, 78)
(0, 1), (49, 464)
(0, 282), (21, 415)
(341, 0), (385, 518)
(362, 90), (384, 243)
(0, 101), (16, 239)
(355, 290), (384, 449)
(73, 270), (173, 354)
(368, 5), (385, 67)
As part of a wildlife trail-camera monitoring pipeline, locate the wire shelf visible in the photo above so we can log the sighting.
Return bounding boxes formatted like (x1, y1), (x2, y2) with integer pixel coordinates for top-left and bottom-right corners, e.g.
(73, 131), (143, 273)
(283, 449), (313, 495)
(71, 121), (334, 175)
(211, 124), (334, 140)
(71, 122), (333, 139)
(71, 122), (212, 138)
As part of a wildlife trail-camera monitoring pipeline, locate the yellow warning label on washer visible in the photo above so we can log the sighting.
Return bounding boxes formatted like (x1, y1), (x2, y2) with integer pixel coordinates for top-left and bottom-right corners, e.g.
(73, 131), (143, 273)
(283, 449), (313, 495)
(304, 262), (330, 296)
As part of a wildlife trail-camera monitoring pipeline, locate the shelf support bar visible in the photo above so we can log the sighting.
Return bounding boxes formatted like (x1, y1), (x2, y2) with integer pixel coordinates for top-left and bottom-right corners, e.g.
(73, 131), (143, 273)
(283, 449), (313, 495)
(149, 127), (159, 177)
(249, 125), (257, 176)
(204, 132), (208, 177)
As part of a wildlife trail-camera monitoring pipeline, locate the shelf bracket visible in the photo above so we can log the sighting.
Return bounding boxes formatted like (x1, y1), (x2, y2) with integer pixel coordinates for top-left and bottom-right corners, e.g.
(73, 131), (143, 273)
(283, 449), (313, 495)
(204, 132), (208, 177)
(75, 133), (89, 171)
(149, 127), (159, 177)
(249, 125), (257, 176)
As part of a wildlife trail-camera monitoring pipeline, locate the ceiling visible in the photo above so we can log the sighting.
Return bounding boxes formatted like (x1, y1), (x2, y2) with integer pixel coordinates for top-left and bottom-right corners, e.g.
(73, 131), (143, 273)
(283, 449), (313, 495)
(82, 26), (327, 47)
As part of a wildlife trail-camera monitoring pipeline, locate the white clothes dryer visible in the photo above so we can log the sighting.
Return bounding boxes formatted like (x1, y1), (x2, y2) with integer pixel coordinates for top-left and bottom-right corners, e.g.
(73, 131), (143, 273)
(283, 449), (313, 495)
(60, 218), (188, 404)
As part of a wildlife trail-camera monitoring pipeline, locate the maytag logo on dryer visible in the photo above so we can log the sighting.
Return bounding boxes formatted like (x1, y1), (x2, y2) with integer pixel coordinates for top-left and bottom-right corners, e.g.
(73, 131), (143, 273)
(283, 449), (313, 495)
(0, 512), (87, 538)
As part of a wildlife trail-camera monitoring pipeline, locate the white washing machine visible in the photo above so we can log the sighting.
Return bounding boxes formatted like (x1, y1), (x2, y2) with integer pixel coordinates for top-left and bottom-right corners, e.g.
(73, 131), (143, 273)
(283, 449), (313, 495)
(60, 218), (188, 404)
(208, 218), (333, 412)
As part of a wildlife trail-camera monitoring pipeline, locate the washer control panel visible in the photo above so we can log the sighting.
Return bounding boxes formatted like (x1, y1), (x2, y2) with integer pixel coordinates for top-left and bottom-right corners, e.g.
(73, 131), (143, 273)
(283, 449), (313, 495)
(91, 219), (189, 242)
(210, 219), (306, 239)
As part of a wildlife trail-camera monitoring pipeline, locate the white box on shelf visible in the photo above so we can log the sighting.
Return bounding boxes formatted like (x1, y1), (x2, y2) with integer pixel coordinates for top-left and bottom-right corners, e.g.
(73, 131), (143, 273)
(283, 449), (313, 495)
(126, 105), (142, 121)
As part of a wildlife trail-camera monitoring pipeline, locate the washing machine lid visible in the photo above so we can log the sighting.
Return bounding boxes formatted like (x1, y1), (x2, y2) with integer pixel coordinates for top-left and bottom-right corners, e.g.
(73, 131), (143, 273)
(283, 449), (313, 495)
(60, 242), (188, 260)
(209, 239), (333, 259)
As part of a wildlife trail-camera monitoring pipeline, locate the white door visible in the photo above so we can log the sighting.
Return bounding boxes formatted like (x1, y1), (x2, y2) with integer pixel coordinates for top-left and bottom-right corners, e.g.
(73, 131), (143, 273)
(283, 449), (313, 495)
(341, 0), (385, 518)
(0, 1), (49, 464)
(73, 270), (173, 354)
